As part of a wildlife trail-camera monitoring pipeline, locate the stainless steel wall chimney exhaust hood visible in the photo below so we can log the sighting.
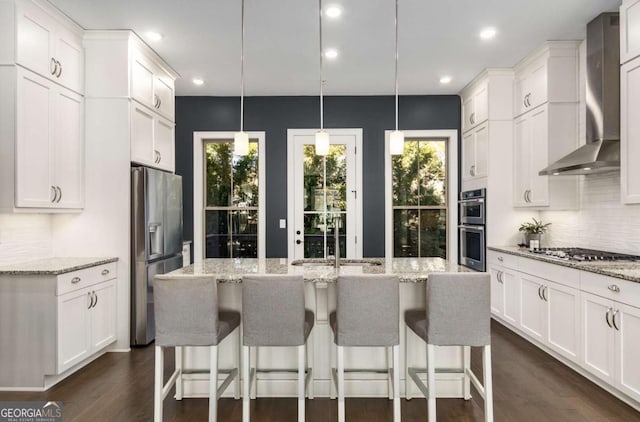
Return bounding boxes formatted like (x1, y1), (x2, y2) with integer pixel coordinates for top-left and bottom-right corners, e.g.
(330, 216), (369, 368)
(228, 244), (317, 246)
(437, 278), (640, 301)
(539, 13), (620, 176)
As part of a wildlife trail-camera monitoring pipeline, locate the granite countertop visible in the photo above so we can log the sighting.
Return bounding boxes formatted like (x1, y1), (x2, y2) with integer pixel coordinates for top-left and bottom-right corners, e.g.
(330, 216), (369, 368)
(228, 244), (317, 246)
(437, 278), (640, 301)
(488, 246), (640, 283)
(159, 257), (470, 283)
(0, 257), (119, 276)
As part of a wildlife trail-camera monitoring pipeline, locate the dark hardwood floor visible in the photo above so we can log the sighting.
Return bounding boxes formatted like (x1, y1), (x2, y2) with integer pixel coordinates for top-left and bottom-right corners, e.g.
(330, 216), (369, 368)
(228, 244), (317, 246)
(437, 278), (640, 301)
(1, 321), (639, 421)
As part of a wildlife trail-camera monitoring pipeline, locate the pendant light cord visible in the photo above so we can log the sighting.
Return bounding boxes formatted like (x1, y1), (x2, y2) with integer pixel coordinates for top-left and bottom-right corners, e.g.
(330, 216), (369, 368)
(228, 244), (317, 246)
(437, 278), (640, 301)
(395, 0), (399, 131)
(319, 0), (324, 130)
(240, 0), (245, 132)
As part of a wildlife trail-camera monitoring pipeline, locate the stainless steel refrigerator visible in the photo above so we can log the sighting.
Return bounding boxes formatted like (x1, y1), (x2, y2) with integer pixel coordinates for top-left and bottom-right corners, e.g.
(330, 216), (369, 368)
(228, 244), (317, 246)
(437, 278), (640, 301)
(131, 167), (184, 346)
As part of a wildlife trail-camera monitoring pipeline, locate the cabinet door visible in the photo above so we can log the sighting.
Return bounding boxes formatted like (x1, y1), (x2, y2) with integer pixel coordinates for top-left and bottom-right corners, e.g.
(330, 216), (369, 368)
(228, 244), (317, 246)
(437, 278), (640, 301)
(489, 266), (504, 317)
(473, 84), (488, 125)
(90, 281), (117, 352)
(15, 2), (55, 81)
(462, 131), (475, 181)
(546, 280), (580, 361)
(621, 0), (640, 64)
(154, 116), (175, 172)
(15, 69), (54, 208)
(473, 123), (488, 179)
(131, 53), (155, 109)
(621, 57), (640, 204)
(520, 274), (546, 342)
(615, 302), (640, 402)
(502, 268), (520, 326)
(131, 102), (154, 166)
(525, 58), (547, 111)
(528, 106), (549, 206)
(462, 96), (474, 133)
(57, 288), (92, 373)
(581, 291), (615, 384)
(513, 114), (531, 206)
(154, 76), (175, 121)
(52, 88), (84, 208)
(53, 25), (83, 94)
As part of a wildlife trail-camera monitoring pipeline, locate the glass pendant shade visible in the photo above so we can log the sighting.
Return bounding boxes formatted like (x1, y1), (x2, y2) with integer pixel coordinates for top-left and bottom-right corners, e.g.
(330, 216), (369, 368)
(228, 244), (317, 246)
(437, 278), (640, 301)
(315, 130), (330, 155)
(234, 131), (249, 155)
(390, 130), (405, 155)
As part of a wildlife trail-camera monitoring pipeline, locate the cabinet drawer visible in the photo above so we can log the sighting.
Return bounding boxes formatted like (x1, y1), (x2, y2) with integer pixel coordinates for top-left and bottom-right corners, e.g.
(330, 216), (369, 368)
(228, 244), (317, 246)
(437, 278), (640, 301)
(57, 262), (117, 296)
(487, 250), (518, 269)
(580, 271), (640, 308)
(518, 257), (580, 289)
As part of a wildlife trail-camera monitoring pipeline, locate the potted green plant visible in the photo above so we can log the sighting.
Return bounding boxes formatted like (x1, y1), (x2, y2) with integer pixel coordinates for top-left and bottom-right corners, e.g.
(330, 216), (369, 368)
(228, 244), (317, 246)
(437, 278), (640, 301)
(518, 217), (551, 247)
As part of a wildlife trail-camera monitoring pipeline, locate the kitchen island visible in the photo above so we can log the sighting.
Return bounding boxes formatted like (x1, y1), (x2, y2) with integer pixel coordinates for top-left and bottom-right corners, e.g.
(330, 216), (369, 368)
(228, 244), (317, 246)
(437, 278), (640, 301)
(159, 257), (472, 399)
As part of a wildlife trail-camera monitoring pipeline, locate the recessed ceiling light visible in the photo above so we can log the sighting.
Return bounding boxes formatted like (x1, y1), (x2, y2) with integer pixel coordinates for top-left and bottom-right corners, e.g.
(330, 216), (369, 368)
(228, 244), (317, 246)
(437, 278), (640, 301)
(479, 27), (497, 40)
(439, 76), (452, 84)
(324, 48), (338, 59)
(192, 78), (204, 86)
(146, 31), (163, 42)
(325, 5), (342, 18)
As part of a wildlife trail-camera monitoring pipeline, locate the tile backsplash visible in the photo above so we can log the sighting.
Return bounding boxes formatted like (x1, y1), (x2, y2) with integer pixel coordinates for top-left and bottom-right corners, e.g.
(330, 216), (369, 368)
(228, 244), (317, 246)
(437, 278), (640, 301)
(0, 214), (52, 265)
(541, 172), (640, 254)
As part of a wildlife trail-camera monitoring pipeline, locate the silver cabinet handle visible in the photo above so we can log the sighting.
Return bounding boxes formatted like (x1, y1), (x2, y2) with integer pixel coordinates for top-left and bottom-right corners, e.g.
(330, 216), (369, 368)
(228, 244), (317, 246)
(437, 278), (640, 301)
(497, 256), (504, 262)
(608, 285), (620, 293)
(101, 269), (110, 276)
(470, 112), (475, 125)
(496, 271), (502, 283)
(470, 165), (476, 176)
(525, 190), (531, 203)
(605, 307), (613, 328)
(56, 186), (62, 203)
(538, 285), (543, 300)
(523, 190), (528, 203)
(93, 292), (98, 309)
(154, 150), (160, 164)
(87, 292), (93, 309)
(50, 58), (58, 76)
(158, 97), (162, 108)
(542, 285), (548, 302)
(51, 186), (57, 202)
(71, 277), (81, 284)
(157, 151), (162, 163)
(612, 309), (620, 331)
(56, 60), (62, 78)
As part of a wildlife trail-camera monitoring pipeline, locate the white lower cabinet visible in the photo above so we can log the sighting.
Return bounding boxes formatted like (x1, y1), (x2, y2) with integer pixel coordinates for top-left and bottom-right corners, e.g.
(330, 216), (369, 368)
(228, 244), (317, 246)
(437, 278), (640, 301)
(545, 280), (581, 361)
(520, 273), (547, 342)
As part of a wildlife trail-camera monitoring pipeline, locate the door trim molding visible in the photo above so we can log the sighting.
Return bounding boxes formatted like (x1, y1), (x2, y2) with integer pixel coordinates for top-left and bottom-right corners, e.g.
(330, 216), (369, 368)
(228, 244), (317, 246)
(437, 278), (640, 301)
(287, 128), (363, 259)
(384, 129), (459, 260)
(192, 131), (266, 262)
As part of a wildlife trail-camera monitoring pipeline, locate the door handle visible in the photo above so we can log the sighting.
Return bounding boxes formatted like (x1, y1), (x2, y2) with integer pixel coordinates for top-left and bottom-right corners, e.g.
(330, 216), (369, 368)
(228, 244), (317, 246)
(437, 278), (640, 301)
(605, 307), (613, 328)
(612, 309), (620, 331)
(88, 292), (94, 309)
(538, 285), (543, 300)
(542, 286), (548, 302)
(92, 292), (98, 309)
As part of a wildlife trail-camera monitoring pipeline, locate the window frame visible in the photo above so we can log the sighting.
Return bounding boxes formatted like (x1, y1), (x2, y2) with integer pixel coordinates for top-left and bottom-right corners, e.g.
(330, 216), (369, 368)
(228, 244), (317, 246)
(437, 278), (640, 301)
(384, 130), (459, 260)
(193, 131), (266, 262)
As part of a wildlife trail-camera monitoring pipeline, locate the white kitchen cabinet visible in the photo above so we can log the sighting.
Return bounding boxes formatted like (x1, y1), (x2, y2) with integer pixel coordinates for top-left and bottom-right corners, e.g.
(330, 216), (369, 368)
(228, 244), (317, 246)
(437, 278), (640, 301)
(582, 291), (616, 384)
(513, 55), (547, 116)
(520, 273), (546, 342)
(489, 266), (504, 316)
(513, 102), (579, 209)
(131, 49), (175, 121)
(131, 102), (175, 172)
(621, 0), (640, 65)
(5, 66), (84, 211)
(545, 279), (581, 361)
(461, 82), (488, 133)
(461, 122), (488, 182)
(620, 56), (640, 204)
(616, 302), (640, 401)
(13, 0), (84, 94)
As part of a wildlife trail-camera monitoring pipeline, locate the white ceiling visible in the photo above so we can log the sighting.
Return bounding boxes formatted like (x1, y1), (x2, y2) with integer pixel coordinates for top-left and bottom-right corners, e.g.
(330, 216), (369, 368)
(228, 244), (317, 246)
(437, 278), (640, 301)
(50, 0), (621, 96)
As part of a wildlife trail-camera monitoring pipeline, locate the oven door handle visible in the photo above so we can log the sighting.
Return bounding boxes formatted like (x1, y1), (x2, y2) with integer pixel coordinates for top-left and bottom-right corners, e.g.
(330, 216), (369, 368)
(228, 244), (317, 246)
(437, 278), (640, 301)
(459, 198), (484, 205)
(459, 225), (485, 232)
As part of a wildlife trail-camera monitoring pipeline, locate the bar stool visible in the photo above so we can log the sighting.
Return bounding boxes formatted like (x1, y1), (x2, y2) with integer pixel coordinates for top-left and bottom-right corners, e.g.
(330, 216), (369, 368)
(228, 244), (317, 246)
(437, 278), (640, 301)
(404, 272), (493, 422)
(153, 276), (241, 422)
(241, 274), (315, 422)
(330, 274), (401, 422)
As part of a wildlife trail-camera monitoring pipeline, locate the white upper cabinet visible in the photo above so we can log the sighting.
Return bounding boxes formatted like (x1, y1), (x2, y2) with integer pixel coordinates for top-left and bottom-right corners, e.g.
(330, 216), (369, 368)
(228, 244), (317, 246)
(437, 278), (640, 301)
(461, 82), (488, 133)
(621, 0), (640, 64)
(131, 48), (175, 121)
(13, 0), (84, 94)
(461, 122), (488, 182)
(512, 42), (580, 209)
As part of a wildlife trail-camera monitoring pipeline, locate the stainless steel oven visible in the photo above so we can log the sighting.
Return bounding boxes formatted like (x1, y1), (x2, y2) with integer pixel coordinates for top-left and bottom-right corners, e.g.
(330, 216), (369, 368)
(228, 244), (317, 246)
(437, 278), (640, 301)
(459, 188), (486, 225)
(459, 224), (485, 271)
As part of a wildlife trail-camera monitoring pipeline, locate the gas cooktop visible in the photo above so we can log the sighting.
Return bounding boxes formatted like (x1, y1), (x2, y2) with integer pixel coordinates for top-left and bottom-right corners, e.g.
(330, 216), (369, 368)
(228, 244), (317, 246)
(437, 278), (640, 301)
(531, 247), (640, 262)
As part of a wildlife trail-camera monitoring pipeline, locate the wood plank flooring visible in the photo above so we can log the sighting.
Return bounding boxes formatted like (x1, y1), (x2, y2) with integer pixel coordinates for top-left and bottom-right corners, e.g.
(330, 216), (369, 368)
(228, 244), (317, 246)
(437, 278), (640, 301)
(1, 321), (639, 421)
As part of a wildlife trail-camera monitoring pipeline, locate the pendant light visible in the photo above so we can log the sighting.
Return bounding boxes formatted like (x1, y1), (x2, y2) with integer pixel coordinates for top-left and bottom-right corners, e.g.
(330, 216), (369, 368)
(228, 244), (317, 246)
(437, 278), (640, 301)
(315, 0), (330, 156)
(234, 0), (249, 155)
(389, 0), (404, 155)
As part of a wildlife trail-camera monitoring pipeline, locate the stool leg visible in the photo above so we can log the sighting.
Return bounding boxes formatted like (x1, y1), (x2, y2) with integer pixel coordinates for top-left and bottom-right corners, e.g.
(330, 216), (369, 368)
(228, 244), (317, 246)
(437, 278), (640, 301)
(427, 344), (436, 422)
(234, 328), (241, 399)
(154, 346), (164, 422)
(463, 345), (471, 400)
(330, 339), (337, 399)
(392, 345), (400, 422)
(242, 346), (250, 422)
(405, 324), (411, 400)
(209, 345), (218, 422)
(337, 345), (345, 422)
(298, 345), (305, 422)
(483, 345), (494, 422)
(387, 347), (393, 400)
(175, 346), (183, 400)
(307, 332), (314, 399)
(250, 347), (257, 399)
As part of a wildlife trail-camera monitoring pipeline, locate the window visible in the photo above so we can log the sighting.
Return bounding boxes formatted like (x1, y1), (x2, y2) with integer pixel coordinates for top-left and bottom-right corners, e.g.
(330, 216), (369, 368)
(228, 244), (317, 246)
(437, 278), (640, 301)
(204, 140), (259, 258)
(391, 138), (447, 258)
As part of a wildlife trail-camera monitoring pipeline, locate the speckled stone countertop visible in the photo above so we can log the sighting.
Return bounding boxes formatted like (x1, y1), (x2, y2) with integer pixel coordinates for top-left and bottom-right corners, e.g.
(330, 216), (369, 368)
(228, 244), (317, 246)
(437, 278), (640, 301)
(488, 246), (640, 283)
(0, 257), (119, 276)
(159, 257), (470, 283)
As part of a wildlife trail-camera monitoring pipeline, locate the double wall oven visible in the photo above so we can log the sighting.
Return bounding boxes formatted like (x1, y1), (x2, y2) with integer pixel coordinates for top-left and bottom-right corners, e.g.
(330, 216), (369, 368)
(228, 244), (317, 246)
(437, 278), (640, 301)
(459, 189), (486, 271)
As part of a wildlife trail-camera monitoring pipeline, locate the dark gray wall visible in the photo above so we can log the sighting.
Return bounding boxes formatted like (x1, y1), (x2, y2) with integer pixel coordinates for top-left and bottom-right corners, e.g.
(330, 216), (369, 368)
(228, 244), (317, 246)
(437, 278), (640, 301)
(175, 95), (460, 258)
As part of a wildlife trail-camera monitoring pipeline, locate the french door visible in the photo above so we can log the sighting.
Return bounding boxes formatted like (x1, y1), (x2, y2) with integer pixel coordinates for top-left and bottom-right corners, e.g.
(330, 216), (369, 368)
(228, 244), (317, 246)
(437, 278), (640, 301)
(287, 129), (362, 259)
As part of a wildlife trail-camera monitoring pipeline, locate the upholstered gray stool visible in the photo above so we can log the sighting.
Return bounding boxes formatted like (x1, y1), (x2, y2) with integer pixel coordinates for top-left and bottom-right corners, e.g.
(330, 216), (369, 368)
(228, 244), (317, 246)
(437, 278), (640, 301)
(242, 274), (315, 422)
(330, 275), (401, 422)
(153, 277), (241, 422)
(404, 272), (493, 422)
